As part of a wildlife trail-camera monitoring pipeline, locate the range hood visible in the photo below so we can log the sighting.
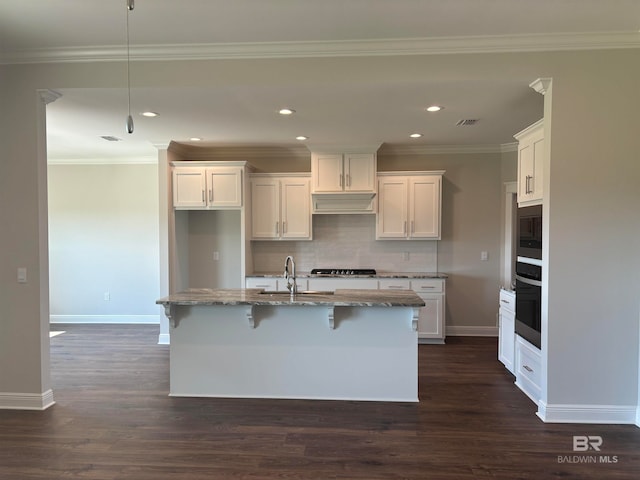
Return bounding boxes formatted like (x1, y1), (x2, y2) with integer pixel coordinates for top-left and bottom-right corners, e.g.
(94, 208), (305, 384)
(311, 191), (376, 214)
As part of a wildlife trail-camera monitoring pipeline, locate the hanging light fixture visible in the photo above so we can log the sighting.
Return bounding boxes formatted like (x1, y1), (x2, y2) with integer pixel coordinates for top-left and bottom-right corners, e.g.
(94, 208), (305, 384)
(125, 0), (135, 134)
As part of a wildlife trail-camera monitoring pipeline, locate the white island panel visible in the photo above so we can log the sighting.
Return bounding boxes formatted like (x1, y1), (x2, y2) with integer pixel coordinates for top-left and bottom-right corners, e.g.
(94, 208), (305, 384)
(169, 304), (417, 402)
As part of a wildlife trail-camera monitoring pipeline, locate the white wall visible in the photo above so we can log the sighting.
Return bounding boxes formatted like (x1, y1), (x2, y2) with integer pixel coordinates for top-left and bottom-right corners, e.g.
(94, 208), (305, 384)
(47, 163), (160, 323)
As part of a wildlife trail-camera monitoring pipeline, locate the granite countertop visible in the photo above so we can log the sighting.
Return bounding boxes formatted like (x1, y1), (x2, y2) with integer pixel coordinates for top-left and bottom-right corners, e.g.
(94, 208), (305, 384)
(248, 272), (448, 279)
(156, 288), (425, 308)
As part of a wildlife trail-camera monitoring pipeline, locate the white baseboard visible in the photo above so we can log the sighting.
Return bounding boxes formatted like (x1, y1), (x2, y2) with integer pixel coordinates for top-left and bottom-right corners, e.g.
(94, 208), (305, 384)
(446, 325), (498, 337)
(158, 333), (170, 345)
(636, 404), (640, 428)
(538, 401), (638, 425)
(50, 315), (159, 324)
(0, 389), (55, 410)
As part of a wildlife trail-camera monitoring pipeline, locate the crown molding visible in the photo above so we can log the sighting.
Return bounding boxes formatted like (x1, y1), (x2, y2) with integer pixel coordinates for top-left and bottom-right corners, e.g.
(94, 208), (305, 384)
(529, 77), (552, 95)
(2, 31), (639, 64)
(168, 142), (311, 160)
(378, 143), (511, 156)
(47, 156), (157, 165)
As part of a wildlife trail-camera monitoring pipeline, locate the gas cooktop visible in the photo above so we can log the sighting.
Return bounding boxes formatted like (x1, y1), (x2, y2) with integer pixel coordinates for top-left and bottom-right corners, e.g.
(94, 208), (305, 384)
(310, 268), (377, 276)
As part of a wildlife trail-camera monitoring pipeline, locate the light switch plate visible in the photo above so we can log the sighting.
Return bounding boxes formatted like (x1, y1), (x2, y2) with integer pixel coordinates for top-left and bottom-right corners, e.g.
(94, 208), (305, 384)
(17, 267), (27, 283)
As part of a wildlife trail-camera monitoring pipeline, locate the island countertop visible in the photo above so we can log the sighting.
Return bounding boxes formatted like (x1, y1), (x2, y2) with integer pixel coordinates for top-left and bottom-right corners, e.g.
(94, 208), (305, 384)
(156, 288), (425, 308)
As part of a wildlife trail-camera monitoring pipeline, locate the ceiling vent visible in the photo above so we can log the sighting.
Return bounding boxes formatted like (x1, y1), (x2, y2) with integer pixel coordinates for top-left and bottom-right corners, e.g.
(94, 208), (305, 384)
(455, 119), (478, 126)
(100, 135), (122, 142)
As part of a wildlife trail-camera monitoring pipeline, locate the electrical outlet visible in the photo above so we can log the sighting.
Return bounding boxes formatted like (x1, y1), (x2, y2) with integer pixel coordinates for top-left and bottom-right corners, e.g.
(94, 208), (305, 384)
(213, 251), (220, 261)
(481, 251), (489, 261)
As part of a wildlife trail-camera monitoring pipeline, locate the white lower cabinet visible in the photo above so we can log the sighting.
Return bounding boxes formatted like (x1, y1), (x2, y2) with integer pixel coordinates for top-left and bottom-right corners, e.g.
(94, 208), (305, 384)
(498, 289), (516, 374)
(411, 279), (445, 343)
(379, 278), (445, 343)
(515, 335), (542, 405)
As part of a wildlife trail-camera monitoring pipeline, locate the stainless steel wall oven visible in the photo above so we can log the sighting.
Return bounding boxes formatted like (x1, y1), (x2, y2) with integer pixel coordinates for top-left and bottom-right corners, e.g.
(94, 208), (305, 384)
(515, 261), (542, 349)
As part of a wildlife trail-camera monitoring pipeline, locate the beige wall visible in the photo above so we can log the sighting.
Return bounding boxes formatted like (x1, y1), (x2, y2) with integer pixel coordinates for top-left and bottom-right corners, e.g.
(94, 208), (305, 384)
(378, 152), (504, 330)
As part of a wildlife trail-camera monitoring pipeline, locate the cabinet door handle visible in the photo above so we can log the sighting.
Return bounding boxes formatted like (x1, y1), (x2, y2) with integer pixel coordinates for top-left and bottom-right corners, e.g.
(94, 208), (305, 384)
(523, 365), (534, 373)
(275, 221), (279, 235)
(339, 173), (343, 188)
(202, 189), (205, 202)
(501, 299), (509, 304)
(525, 175), (533, 194)
(282, 221), (286, 234)
(209, 189), (213, 202)
(403, 221), (407, 235)
(346, 173), (351, 187)
(411, 220), (415, 234)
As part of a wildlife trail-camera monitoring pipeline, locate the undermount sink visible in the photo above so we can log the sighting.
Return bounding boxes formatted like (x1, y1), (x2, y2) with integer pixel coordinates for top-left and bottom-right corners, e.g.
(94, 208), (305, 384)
(259, 290), (334, 296)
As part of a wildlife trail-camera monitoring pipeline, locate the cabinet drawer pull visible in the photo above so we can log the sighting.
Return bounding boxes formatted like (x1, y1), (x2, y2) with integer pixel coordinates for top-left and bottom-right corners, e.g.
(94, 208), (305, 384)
(523, 365), (534, 373)
(420, 286), (435, 289)
(501, 299), (509, 304)
(255, 284), (271, 288)
(387, 285), (405, 289)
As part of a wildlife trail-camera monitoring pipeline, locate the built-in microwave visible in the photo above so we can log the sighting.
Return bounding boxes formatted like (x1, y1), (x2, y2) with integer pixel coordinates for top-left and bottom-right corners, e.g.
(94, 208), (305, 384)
(517, 205), (542, 260)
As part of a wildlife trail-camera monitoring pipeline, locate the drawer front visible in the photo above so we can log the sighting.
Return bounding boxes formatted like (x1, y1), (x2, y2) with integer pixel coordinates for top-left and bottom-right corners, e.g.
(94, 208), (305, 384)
(499, 289), (515, 313)
(410, 279), (444, 294)
(378, 279), (411, 290)
(516, 336), (542, 392)
(245, 277), (278, 290)
(307, 277), (378, 292)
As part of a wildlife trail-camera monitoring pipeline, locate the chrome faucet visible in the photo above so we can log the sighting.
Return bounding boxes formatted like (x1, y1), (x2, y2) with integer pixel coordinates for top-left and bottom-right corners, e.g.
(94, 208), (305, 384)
(284, 255), (297, 297)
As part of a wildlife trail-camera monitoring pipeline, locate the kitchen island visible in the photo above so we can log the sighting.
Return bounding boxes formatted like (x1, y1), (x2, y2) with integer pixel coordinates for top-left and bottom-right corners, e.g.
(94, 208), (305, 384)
(157, 288), (424, 402)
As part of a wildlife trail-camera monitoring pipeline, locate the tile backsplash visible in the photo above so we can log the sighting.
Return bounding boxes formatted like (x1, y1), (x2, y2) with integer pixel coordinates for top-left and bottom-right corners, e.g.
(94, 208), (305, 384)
(251, 214), (438, 274)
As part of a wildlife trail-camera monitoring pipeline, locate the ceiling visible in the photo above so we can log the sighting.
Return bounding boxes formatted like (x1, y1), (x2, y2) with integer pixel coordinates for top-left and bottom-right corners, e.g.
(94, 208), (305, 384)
(1, 0), (639, 161)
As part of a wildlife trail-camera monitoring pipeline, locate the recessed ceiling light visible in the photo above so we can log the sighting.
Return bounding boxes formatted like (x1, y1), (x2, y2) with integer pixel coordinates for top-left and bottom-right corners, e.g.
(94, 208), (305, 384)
(279, 108), (295, 115)
(141, 111), (159, 117)
(189, 137), (202, 142)
(426, 106), (443, 112)
(296, 136), (308, 141)
(410, 133), (423, 138)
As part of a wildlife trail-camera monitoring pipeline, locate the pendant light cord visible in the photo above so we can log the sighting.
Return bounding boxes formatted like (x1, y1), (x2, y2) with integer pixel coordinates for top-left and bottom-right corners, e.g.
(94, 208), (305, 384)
(125, 0), (134, 133)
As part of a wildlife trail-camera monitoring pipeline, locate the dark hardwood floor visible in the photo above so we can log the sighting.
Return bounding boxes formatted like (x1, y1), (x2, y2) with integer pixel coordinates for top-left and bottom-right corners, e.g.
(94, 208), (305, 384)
(1, 325), (638, 479)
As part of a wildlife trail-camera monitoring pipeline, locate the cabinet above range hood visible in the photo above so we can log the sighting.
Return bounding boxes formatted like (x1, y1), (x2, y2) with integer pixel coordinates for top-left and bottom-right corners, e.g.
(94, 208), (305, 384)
(310, 147), (379, 214)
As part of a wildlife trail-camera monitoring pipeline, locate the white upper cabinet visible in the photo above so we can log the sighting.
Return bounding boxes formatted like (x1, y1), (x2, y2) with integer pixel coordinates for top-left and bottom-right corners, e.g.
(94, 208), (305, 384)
(376, 172), (443, 240)
(172, 163), (244, 209)
(250, 174), (311, 240)
(311, 152), (376, 193)
(514, 119), (544, 206)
